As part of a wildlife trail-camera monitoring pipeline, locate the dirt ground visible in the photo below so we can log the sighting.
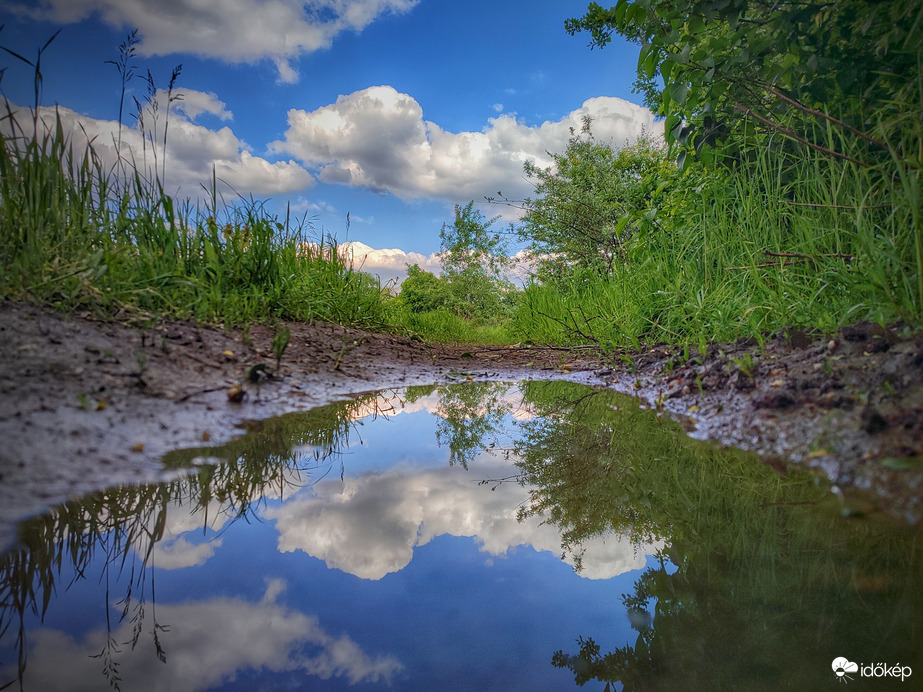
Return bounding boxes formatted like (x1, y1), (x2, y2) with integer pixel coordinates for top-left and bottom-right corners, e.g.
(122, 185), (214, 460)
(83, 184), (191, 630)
(1, 299), (921, 550)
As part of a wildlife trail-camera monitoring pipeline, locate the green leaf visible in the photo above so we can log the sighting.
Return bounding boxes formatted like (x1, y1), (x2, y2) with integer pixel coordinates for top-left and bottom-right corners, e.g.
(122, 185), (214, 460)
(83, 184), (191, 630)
(641, 45), (658, 79)
(664, 113), (679, 140)
(669, 82), (689, 106)
(614, 0), (628, 26)
(660, 57), (676, 81)
(627, 2), (646, 24)
(881, 457), (919, 471)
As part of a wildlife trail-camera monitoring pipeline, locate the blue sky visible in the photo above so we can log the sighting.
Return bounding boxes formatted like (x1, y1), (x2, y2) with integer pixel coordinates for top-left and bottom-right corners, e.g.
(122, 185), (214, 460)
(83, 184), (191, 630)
(0, 0), (658, 282)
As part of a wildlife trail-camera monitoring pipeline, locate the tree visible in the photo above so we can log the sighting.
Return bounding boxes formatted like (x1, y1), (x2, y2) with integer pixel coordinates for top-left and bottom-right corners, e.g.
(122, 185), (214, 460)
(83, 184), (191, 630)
(398, 263), (453, 314)
(516, 121), (672, 280)
(437, 202), (518, 322)
(439, 201), (511, 279)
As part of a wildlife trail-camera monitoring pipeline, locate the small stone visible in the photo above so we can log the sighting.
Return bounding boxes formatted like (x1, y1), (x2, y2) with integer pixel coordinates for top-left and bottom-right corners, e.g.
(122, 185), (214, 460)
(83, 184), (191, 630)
(860, 406), (889, 434)
(863, 337), (890, 354)
(754, 391), (797, 409)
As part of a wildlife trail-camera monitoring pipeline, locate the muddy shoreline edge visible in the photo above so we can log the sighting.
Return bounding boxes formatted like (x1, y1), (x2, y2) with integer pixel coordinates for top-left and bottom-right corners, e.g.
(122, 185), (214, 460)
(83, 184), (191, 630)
(1, 299), (920, 550)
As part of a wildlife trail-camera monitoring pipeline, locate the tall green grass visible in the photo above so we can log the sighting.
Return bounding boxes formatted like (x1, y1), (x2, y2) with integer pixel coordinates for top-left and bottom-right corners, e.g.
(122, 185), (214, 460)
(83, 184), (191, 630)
(0, 106), (387, 328)
(512, 125), (921, 348)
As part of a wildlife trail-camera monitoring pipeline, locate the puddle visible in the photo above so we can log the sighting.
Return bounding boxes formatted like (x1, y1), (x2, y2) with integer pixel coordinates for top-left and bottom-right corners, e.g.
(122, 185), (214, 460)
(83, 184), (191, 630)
(0, 381), (920, 690)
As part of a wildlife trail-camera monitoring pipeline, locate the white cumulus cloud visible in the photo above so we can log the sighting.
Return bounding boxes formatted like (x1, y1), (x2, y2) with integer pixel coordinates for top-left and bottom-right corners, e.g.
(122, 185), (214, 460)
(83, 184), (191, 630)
(17, 580), (402, 691)
(11, 0), (420, 83)
(341, 240), (441, 282)
(270, 85), (662, 204)
(172, 89), (233, 122)
(0, 98), (314, 198)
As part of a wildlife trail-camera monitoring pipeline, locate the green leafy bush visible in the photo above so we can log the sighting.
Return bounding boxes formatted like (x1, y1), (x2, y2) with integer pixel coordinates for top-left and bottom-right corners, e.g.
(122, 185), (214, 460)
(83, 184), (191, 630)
(518, 123), (673, 279)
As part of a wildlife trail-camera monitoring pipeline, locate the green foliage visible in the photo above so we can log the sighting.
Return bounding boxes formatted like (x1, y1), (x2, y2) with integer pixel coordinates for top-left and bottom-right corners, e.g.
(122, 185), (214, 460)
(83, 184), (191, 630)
(441, 266), (518, 322)
(438, 202), (519, 322)
(518, 122), (672, 278)
(430, 382), (512, 468)
(440, 201), (511, 279)
(561, 1), (923, 326)
(567, 1), (921, 166)
(385, 301), (514, 344)
(507, 2), (923, 345)
(512, 135), (920, 345)
(398, 263), (455, 314)
(271, 327), (290, 373)
(389, 203), (521, 341)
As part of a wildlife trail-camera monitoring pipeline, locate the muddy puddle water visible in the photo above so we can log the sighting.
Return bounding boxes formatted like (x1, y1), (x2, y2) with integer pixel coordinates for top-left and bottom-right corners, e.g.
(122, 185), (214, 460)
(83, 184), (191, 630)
(1, 381), (920, 690)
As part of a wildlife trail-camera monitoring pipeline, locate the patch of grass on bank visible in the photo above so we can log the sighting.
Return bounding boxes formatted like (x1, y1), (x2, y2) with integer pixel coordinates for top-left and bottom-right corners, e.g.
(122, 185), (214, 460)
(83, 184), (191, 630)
(0, 108), (387, 328)
(383, 303), (516, 345)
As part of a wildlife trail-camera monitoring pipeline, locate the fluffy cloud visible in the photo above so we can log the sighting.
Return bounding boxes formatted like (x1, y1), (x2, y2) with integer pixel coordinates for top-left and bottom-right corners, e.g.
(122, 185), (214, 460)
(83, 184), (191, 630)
(341, 240), (441, 284)
(2, 80), (658, 219)
(271, 85), (662, 203)
(18, 580), (402, 691)
(298, 239), (440, 285)
(0, 97), (313, 198)
(12, 0), (420, 83)
(172, 90), (233, 122)
(335, 241), (537, 286)
(264, 456), (657, 581)
(150, 535), (223, 569)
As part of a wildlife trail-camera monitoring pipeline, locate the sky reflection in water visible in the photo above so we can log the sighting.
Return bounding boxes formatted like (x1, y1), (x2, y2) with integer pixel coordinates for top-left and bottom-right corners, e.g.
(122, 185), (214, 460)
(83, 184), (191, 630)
(0, 383), (661, 691)
(3, 381), (920, 691)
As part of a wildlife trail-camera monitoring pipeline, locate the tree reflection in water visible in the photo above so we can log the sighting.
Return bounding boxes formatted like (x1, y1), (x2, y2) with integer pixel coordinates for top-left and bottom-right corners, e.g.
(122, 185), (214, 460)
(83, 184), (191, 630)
(0, 381), (920, 691)
(513, 381), (922, 690)
(405, 381), (517, 468)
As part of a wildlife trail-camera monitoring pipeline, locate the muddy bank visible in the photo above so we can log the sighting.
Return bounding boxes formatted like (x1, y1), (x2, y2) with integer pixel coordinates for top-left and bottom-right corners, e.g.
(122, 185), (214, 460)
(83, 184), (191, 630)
(1, 299), (920, 549)
(605, 324), (923, 525)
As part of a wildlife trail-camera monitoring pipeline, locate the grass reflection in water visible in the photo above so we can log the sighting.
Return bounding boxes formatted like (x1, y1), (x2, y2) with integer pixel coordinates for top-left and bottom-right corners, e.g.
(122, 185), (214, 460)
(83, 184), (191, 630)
(0, 382), (919, 691)
(1, 392), (386, 691)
